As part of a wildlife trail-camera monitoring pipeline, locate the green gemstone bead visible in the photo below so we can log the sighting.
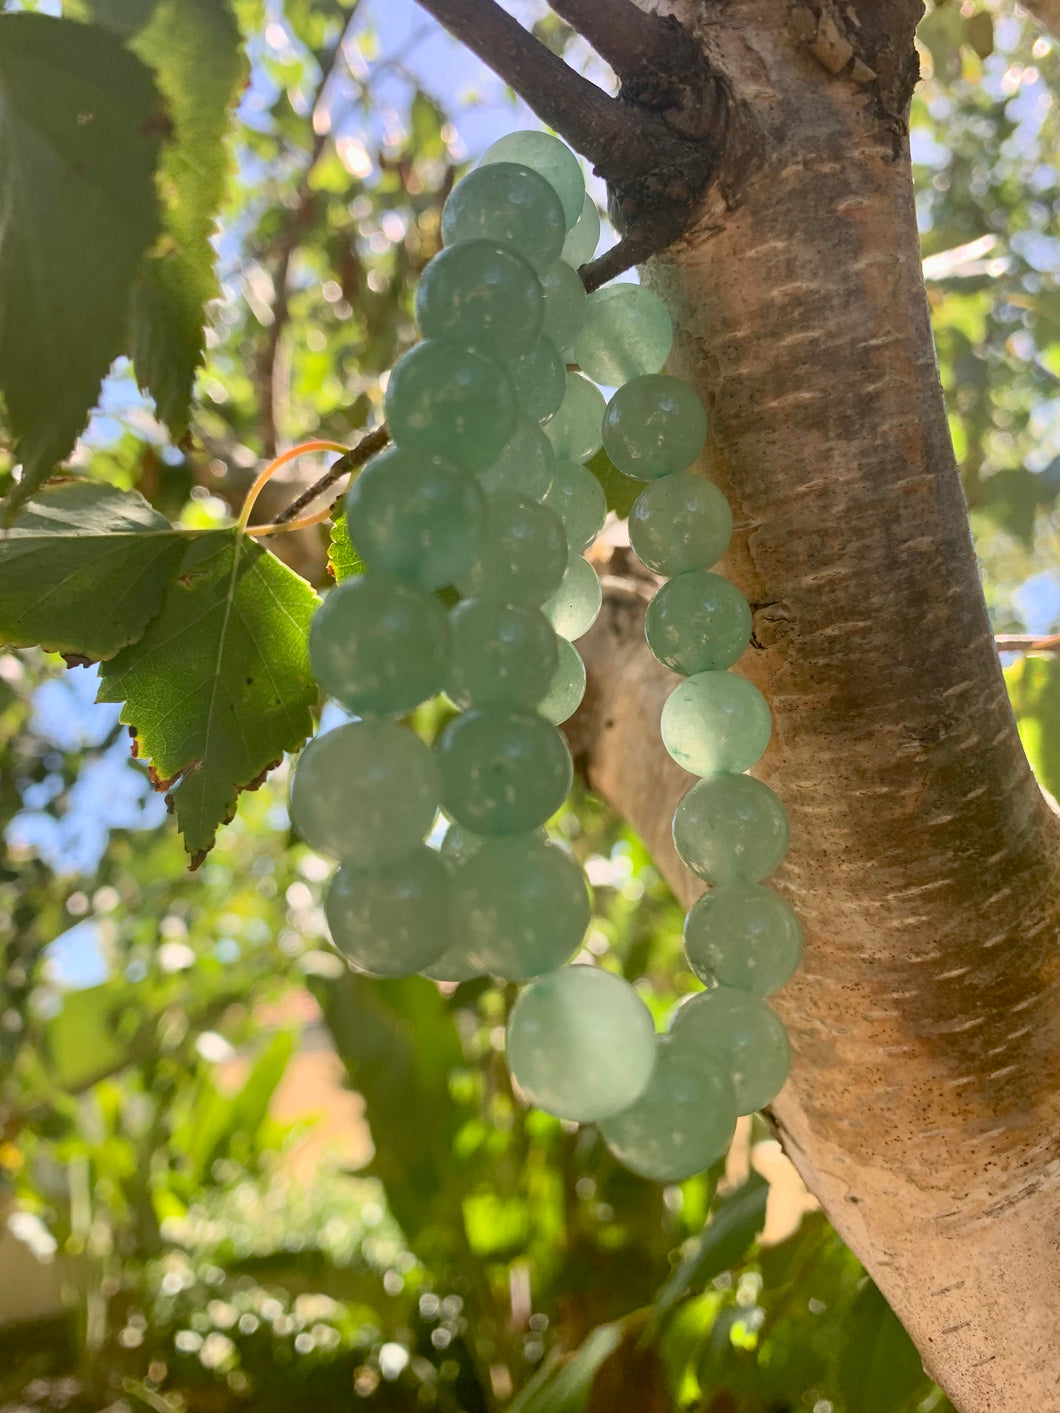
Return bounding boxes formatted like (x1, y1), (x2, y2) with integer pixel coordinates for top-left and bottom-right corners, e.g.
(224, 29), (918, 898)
(629, 472), (733, 576)
(442, 161), (565, 274)
(603, 374), (707, 480)
(438, 820), (486, 872)
(510, 336), (567, 423)
(415, 240), (544, 363)
(543, 458), (606, 552)
(478, 416), (555, 500)
(446, 598), (559, 708)
(539, 260), (587, 353)
(346, 447), (485, 590)
(661, 671), (772, 776)
(309, 573), (451, 716)
(645, 571), (751, 675)
(545, 373), (606, 463)
(537, 636), (586, 724)
(561, 192), (600, 269)
(542, 554), (601, 640)
(452, 833), (590, 979)
(437, 704), (572, 834)
(457, 492), (568, 606)
(574, 284), (673, 386)
(599, 1034), (737, 1182)
(384, 338), (517, 472)
(668, 988), (791, 1114)
(672, 775), (789, 883)
(506, 966), (657, 1122)
(481, 130), (585, 228)
(289, 722), (439, 866)
(325, 847), (449, 977)
(683, 883), (803, 996)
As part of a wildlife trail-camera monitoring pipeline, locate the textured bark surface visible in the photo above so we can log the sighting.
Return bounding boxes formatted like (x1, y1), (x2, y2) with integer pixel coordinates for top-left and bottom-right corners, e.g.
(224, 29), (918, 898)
(571, 4), (1060, 1408)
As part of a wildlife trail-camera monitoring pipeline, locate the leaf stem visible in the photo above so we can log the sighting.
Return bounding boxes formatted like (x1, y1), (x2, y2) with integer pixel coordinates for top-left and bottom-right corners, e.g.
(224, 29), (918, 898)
(237, 440), (348, 533)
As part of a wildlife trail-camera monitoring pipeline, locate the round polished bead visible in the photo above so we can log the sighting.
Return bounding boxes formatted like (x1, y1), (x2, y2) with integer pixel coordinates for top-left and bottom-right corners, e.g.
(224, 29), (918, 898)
(542, 555), (602, 640)
(309, 574), (450, 716)
(346, 447), (485, 589)
(384, 338), (517, 472)
(562, 192), (600, 269)
(668, 987), (791, 1114)
(507, 966), (657, 1122)
(325, 847), (449, 977)
(599, 1034), (737, 1182)
(289, 722), (439, 866)
(453, 833), (591, 979)
(478, 416), (555, 500)
(415, 240), (544, 363)
(629, 472), (733, 575)
(481, 130), (585, 228)
(661, 671), (772, 776)
(603, 374), (707, 480)
(510, 336), (567, 423)
(437, 704), (572, 834)
(457, 492), (568, 606)
(537, 636), (586, 724)
(539, 259), (588, 353)
(574, 283), (673, 386)
(672, 774), (789, 883)
(545, 373), (606, 463)
(543, 458), (606, 552)
(446, 598), (559, 708)
(645, 571), (751, 675)
(442, 161), (566, 273)
(683, 883), (803, 996)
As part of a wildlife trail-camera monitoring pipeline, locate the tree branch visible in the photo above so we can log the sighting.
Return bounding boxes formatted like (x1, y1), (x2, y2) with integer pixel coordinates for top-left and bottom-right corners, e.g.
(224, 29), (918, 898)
(995, 632), (1060, 654)
(1020, 0), (1060, 41)
(269, 424), (389, 528)
(547, 0), (704, 98)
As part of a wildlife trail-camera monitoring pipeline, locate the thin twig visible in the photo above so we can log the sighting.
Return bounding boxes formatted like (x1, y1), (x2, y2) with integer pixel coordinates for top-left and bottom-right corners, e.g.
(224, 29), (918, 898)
(270, 424), (390, 528)
(580, 233), (659, 291)
(996, 633), (1060, 654)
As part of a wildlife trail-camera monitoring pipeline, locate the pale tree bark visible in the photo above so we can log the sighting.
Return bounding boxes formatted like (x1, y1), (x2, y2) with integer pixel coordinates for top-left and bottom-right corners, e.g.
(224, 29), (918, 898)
(413, 1), (1060, 1407)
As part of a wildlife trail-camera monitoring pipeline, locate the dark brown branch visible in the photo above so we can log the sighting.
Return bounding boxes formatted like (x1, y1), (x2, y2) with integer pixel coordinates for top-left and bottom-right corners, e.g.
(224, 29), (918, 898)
(270, 424), (390, 528)
(547, 0), (703, 96)
(996, 633), (1060, 654)
(580, 233), (659, 292)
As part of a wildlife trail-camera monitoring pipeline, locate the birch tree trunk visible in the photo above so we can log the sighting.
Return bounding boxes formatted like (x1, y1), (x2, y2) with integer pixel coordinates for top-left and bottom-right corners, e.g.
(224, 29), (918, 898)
(571, 5), (1060, 1408)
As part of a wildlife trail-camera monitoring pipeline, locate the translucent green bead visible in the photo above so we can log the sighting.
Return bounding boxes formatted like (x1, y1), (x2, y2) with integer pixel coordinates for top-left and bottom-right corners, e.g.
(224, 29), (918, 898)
(478, 416), (555, 501)
(457, 493), (568, 606)
(325, 847), (449, 977)
(510, 336), (566, 423)
(599, 1035), (737, 1182)
(446, 598), (559, 708)
(540, 260), (587, 353)
(442, 161), (565, 274)
(289, 722), (439, 866)
(661, 671), (772, 776)
(415, 240), (543, 363)
(385, 338), (517, 472)
(481, 130), (585, 228)
(437, 704), (572, 834)
(452, 833), (590, 979)
(672, 775), (789, 883)
(629, 472), (733, 576)
(562, 193), (600, 269)
(542, 554), (601, 640)
(309, 574), (450, 716)
(645, 571), (751, 675)
(543, 458), (606, 552)
(668, 988), (791, 1115)
(574, 284), (673, 387)
(537, 636), (586, 724)
(545, 373), (606, 463)
(506, 966), (656, 1122)
(683, 884), (803, 996)
(603, 374), (707, 480)
(346, 447), (485, 590)
(438, 820), (486, 872)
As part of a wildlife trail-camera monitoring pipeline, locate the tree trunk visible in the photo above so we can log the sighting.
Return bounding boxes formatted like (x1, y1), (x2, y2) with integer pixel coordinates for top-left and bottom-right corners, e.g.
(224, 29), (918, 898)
(573, 5), (1060, 1408)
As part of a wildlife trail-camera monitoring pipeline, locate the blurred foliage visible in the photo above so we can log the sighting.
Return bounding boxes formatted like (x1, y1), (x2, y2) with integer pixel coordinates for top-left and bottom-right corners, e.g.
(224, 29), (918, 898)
(2, 0), (1060, 1409)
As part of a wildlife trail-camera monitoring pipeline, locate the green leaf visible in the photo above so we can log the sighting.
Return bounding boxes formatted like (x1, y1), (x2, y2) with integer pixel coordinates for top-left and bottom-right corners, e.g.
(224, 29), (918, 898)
(41, 985), (131, 1090)
(70, 0), (162, 38)
(1005, 653), (1060, 801)
(97, 529), (319, 863)
(327, 510), (365, 582)
(0, 14), (163, 507)
(964, 10), (993, 60)
(0, 482), (187, 661)
(508, 1322), (624, 1413)
(126, 0), (245, 436)
(585, 446), (641, 520)
(652, 1172), (769, 1331)
(836, 1282), (930, 1413)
